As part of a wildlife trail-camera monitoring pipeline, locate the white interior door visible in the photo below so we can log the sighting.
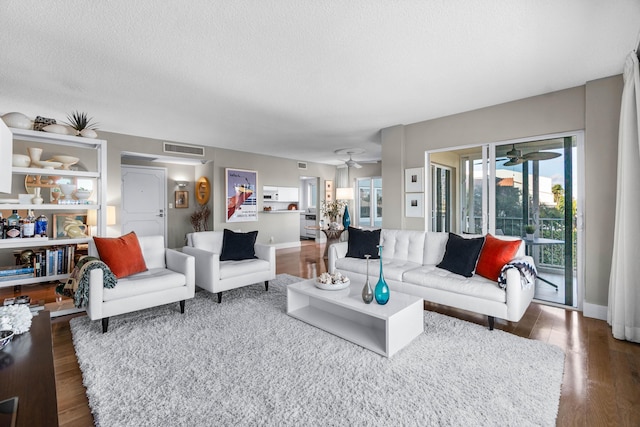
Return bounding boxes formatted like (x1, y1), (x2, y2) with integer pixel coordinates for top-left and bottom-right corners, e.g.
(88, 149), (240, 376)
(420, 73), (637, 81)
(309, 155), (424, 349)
(121, 165), (166, 241)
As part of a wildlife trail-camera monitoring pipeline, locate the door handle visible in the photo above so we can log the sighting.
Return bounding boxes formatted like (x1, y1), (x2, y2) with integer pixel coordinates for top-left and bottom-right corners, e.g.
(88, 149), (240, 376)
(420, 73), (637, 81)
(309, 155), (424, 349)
(157, 213), (164, 217)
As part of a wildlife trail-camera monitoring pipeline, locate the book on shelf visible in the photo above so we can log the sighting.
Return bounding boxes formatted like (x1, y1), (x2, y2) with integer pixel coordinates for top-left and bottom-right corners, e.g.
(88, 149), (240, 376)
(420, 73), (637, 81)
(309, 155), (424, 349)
(0, 273), (34, 282)
(0, 266), (35, 277)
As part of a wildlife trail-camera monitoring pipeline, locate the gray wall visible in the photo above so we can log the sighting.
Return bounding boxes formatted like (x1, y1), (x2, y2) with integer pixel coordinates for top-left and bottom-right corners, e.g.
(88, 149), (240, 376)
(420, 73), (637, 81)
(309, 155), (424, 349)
(100, 131), (352, 248)
(381, 76), (622, 309)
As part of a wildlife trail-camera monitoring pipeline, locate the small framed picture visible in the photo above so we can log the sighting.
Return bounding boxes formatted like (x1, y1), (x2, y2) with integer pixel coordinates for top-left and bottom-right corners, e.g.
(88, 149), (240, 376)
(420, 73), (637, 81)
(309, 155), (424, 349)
(405, 193), (424, 218)
(325, 180), (333, 201)
(175, 190), (189, 208)
(53, 213), (88, 238)
(405, 168), (424, 193)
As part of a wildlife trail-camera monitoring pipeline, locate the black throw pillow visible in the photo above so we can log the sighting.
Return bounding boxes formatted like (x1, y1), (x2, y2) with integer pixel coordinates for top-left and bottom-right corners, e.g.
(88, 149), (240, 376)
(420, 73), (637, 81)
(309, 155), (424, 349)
(436, 233), (485, 277)
(220, 229), (258, 261)
(345, 227), (381, 259)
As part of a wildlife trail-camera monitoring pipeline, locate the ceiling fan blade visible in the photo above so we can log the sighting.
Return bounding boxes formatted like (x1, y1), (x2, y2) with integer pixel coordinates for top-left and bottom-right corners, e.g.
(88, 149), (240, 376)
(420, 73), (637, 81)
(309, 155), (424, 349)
(503, 158), (525, 166)
(523, 151), (561, 161)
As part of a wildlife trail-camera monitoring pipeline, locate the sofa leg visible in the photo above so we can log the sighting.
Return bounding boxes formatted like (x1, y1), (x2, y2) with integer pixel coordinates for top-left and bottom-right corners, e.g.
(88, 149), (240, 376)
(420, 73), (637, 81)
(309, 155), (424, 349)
(102, 317), (109, 334)
(488, 316), (495, 331)
(179, 300), (185, 313)
(265, 280), (269, 292)
(217, 292), (222, 303)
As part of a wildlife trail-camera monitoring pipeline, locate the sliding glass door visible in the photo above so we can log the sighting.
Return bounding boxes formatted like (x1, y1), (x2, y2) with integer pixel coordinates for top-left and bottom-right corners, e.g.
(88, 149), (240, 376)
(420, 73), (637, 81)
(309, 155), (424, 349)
(356, 177), (382, 227)
(427, 133), (582, 308)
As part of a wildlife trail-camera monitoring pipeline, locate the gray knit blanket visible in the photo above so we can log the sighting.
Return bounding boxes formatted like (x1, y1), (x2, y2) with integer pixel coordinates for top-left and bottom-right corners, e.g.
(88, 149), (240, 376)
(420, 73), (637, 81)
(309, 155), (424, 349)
(56, 256), (118, 308)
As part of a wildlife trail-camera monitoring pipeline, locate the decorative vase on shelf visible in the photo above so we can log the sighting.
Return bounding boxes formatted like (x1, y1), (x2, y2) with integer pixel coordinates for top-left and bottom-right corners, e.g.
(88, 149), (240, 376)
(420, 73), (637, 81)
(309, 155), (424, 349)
(374, 245), (389, 305)
(343, 205), (351, 229)
(32, 187), (43, 205)
(362, 254), (373, 304)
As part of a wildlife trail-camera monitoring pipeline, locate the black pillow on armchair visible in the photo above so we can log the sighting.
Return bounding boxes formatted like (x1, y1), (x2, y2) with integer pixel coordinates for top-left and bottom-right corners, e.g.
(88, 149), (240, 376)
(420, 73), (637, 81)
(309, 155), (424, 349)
(220, 229), (258, 261)
(345, 227), (381, 259)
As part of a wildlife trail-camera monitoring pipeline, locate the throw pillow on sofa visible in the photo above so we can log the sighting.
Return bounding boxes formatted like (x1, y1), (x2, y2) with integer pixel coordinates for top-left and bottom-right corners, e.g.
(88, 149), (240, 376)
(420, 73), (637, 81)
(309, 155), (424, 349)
(220, 229), (258, 261)
(475, 234), (522, 281)
(436, 233), (485, 277)
(346, 227), (381, 259)
(93, 231), (148, 279)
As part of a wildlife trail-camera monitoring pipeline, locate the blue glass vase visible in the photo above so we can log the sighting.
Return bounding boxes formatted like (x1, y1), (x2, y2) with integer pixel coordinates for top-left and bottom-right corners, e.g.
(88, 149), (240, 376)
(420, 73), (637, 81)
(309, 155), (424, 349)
(374, 245), (389, 305)
(343, 204), (351, 229)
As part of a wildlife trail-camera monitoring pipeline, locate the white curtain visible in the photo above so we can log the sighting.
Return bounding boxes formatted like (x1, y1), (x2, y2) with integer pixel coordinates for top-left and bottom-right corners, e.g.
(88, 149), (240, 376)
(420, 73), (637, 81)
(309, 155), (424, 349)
(608, 51), (640, 342)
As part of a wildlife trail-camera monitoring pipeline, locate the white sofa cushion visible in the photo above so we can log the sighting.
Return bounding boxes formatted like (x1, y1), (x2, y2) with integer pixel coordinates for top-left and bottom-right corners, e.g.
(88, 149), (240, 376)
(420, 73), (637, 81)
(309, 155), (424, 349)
(380, 229), (425, 265)
(190, 231), (224, 254)
(423, 232), (450, 265)
(402, 266), (506, 303)
(138, 235), (167, 269)
(102, 268), (186, 301)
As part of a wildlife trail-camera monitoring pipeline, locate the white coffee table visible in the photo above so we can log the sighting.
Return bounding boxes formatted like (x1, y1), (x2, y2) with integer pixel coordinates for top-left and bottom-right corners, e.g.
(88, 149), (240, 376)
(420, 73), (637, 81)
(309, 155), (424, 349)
(287, 278), (424, 357)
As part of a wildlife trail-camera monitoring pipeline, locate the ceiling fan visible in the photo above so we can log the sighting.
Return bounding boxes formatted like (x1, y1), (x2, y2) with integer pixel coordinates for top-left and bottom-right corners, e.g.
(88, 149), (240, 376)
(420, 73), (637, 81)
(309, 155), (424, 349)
(502, 144), (561, 166)
(335, 148), (377, 169)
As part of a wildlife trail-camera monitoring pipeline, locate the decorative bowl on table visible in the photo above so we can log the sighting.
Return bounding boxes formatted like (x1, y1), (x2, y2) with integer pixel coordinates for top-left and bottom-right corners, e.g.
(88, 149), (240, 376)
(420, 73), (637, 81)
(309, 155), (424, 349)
(315, 272), (350, 290)
(0, 330), (14, 351)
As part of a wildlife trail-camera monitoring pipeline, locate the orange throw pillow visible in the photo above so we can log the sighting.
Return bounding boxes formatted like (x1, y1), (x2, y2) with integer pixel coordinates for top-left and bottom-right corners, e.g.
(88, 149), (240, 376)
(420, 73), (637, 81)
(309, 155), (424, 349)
(93, 232), (148, 279)
(475, 234), (522, 282)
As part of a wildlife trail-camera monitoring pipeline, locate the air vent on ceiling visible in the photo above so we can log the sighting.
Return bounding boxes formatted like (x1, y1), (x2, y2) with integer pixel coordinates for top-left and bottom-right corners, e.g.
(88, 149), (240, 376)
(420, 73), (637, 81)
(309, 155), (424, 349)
(163, 142), (205, 157)
(297, 161), (308, 170)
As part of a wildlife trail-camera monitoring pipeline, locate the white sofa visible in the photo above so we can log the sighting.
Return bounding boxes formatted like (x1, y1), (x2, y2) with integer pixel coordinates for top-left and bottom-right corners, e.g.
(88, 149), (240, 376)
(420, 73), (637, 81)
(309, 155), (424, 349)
(328, 229), (535, 329)
(183, 231), (276, 303)
(87, 235), (195, 333)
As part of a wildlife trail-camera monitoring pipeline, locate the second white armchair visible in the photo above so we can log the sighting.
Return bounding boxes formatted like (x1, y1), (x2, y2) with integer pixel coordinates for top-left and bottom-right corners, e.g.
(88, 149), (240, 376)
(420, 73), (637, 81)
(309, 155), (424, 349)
(183, 230), (276, 303)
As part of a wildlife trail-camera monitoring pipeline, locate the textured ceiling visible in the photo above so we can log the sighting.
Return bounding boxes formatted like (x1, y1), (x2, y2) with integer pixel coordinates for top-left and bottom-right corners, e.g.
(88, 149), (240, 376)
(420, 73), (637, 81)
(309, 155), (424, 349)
(1, 1), (639, 165)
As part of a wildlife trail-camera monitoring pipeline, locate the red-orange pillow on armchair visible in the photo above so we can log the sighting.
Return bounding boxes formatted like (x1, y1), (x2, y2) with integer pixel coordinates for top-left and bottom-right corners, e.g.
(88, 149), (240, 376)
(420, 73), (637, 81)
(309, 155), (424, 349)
(475, 234), (522, 282)
(93, 232), (148, 279)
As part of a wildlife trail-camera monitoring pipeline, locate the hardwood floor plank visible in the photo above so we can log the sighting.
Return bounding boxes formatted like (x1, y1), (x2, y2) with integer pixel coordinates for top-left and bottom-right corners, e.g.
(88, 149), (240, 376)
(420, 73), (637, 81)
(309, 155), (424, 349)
(6, 239), (638, 426)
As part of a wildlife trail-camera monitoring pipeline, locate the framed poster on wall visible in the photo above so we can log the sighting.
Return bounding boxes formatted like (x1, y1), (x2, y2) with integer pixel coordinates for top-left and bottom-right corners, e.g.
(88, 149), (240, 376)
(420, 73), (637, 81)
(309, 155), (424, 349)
(225, 168), (258, 222)
(405, 167), (424, 192)
(405, 193), (424, 218)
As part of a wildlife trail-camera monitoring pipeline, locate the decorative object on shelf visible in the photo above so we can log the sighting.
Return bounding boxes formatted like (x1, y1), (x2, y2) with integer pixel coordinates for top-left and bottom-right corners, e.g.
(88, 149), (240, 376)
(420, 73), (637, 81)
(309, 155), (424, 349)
(42, 123), (75, 135)
(65, 111), (99, 137)
(74, 189), (92, 201)
(12, 154), (30, 167)
(59, 183), (76, 200)
(19, 249), (35, 265)
(32, 187), (43, 204)
(51, 155), (79, 170)
(374, 245), (389, 305)
(195, 176), (211, 205)
(175, 190), (188, 208)
(33, 160), (62, 169)
(287, 203), (297, 210)
(316, 272), (350, 290)
(362, 254), (373, 304)
(35, 214), (48, 237)
(0, 304), (33, 334)
(27, 147), (43, 165)
(52, 213), (87, 238)
(525, 224), (536, 240)
(51, 188), (61, 204)
(33, 115), (56, 131)
(1, 112), (32, 129)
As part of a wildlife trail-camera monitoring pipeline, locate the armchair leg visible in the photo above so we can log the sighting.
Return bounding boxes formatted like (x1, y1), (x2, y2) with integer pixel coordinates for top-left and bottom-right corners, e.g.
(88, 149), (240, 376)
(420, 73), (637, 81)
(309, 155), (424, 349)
(179, 300), (185, 313)
(488, 316), (495, 331)
(265, 280), (269, 292)
(102, 317), (109, 333)
(217, 292), (222, 303)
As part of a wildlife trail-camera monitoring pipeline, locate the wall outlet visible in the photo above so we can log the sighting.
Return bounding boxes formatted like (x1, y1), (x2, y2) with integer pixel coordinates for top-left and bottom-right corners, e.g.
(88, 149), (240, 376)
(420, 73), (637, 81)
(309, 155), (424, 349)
(169, 203), (173, 209)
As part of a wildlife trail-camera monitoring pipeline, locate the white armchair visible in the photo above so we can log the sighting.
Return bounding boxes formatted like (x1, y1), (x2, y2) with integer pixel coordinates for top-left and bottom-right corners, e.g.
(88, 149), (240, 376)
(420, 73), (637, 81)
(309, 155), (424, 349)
(87, 235), (195, 333)
(183, 231), (276, 303)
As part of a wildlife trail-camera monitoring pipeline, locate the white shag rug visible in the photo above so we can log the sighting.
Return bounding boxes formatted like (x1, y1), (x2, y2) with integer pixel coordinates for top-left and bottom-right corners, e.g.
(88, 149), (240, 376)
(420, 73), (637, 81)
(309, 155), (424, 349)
(71, 274), (565, 427)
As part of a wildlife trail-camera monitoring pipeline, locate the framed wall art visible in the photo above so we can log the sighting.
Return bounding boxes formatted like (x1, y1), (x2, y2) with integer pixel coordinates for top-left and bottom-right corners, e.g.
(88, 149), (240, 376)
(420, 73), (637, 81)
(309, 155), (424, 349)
(405, 193), (424, 218)
(405, 167), (424, 193)
(195, 176), (211, 205)
(175, 190), (189, 208)
(226, 168), (258, 222)
(52, 213), (88, 238)
(325, 180), (334, 202)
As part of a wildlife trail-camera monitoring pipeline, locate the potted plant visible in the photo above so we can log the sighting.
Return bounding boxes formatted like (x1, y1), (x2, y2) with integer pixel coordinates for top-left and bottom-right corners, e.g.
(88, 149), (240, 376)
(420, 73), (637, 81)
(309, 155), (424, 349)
(525, 224), (536, 240)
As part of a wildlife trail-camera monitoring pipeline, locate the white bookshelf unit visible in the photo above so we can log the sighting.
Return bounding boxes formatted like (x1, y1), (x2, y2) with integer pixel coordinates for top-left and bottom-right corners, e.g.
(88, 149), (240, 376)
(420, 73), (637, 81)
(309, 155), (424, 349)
(0, 121), (107, 289)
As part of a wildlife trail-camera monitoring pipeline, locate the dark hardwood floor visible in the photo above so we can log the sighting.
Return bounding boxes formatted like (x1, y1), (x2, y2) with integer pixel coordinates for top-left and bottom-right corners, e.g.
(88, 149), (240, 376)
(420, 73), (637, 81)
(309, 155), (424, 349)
(2, 240), (639, 426)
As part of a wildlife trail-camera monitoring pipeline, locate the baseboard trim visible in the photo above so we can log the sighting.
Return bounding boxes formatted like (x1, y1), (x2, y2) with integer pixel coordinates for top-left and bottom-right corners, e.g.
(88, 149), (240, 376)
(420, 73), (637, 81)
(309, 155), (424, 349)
(583, 302), (607, 321)
(270, 241), (302, 249)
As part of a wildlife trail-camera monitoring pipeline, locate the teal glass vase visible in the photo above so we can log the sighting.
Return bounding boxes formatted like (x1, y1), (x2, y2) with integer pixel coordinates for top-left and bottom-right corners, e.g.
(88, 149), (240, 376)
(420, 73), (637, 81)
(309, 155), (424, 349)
(374, 245), (389, 305)
(343, 204), (351, 229)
